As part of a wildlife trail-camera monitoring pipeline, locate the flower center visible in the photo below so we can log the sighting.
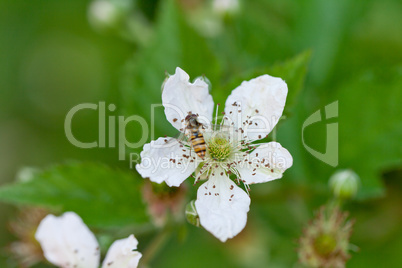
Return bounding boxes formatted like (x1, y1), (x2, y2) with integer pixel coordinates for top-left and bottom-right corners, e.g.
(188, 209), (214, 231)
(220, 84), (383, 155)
(313, 233), (337, 257)
(207, 134), (232, 161)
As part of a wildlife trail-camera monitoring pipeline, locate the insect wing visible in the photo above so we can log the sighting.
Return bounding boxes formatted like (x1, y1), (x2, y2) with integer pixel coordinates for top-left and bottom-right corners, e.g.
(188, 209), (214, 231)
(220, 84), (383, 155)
(164, 132), (189, 146)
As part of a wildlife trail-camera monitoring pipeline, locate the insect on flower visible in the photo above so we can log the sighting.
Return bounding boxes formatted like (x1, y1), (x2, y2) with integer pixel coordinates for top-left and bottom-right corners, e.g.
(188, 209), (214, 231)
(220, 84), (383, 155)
(136, 67), (293, 242)
(184, 113), (207, 159)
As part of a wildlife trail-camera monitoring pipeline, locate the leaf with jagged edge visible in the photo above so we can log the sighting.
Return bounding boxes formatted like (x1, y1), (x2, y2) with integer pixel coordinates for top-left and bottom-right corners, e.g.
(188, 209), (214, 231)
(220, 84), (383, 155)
(0, 163), (149, 227)
(221, 51), (311, 116)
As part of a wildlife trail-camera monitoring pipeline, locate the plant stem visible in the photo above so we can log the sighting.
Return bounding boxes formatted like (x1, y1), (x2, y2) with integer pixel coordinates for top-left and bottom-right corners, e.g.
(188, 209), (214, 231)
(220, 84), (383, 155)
(139, 226), (171, 268)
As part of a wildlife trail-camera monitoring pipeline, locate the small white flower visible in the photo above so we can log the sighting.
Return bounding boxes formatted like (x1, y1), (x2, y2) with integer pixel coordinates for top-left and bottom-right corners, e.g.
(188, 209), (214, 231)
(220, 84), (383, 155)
(136, 67), (293, 242)
(102, 235), (141, 268)
(35, 212), (141, 268)
(212, 0), (240, 14)
(88, 0), (122, 31)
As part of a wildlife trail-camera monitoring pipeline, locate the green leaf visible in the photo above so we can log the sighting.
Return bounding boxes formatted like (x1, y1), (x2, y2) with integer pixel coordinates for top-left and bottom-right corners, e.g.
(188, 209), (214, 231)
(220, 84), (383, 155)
(222, 50), (311, 114)
(267, 50), (312, 111)
(283, 65), (402, 199)
(337, 67), (402, 198)
(0, 163), (148, 227)
(120, 0), (220, 145)
(211, 0), (295, 75)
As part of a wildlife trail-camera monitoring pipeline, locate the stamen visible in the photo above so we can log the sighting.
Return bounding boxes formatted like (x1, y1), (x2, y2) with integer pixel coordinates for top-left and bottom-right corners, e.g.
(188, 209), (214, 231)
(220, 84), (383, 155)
(214, 103), (220, 131)
(194, 162), (213, 185)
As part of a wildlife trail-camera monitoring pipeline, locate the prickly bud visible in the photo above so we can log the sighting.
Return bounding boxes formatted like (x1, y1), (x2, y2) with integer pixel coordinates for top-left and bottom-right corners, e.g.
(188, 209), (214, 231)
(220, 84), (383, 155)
(8, 207), (48, 267)
(142, 181), (187, 227)
(298, 206), (355, 268)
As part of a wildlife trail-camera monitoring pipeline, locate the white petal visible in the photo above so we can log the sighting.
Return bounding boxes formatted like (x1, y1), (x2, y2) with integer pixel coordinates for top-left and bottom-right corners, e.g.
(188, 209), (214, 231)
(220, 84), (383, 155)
(136, 137), (198, 187)
(237, 142), (293, 184)
(35, 212), (100, 268)
(162, 67), (214, 131)
(224, 75), (288, 141)
(195, 169), (250, 242)
(102, 235), (142, 268)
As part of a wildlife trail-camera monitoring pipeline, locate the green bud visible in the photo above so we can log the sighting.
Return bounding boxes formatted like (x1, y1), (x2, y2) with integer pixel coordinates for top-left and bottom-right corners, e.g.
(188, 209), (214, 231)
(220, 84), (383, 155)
(185, 200), (200, 227)
(329, 169), (360, 199)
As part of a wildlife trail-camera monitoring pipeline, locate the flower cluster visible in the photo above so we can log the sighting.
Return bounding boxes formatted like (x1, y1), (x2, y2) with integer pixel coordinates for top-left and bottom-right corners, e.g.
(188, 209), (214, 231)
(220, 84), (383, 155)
(35, 212), (141, 268)
(136, 67), (293, 242)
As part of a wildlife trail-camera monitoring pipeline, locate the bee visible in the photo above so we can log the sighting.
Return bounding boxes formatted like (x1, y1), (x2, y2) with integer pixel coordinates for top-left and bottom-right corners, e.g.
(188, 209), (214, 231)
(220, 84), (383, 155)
(184, 114), (206, 159)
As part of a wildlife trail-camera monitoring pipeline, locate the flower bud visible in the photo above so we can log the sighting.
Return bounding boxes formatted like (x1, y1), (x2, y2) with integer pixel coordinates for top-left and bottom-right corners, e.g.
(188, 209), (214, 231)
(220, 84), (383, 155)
(185, 200), (200, 227)
(16, 167), (40, 183)
(212, 0), (240, 15)
(142, 181), (187, 227)
(329, 169), (360, 199)
(88, 0), (124, 32)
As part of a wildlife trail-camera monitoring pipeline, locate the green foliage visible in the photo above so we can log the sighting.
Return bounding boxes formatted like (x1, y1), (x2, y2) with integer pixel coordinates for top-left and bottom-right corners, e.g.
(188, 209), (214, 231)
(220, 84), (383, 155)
(1, 0), (402, 267)
(222, 50), (311, 114)
(0, 163), (148, 227)
(152, 226), (242, 268)
(120, 0), (220, 143)
(337, 66), (402, 198)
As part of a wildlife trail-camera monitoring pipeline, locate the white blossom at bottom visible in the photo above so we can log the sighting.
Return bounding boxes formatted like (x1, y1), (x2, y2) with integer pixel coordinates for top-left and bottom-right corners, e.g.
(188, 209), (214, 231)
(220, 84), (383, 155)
(102, 235), (142, 268)
(35, 212), (141, 268)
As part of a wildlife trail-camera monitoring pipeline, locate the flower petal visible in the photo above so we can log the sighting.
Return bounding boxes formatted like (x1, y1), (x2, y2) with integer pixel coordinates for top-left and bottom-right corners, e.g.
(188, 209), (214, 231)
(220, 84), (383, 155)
(237, 142), (293, 184)
(35, 212), (100, 268)
(195, 169), (250, 242)
(162, 67), (214, 131)
(224, 75), (288, 141)
(136, 137), (198, 187)
(101, 235), (142, 268)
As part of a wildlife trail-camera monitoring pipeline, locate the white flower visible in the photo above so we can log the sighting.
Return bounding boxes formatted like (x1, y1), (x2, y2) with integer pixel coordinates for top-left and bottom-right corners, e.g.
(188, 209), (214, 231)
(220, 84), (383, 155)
(35, 212), (141, 268)
(212, 0), (239, 14)
(136, 67), (293, 242)
(88, 0), (122, 31)
(102, 235), (141, 268)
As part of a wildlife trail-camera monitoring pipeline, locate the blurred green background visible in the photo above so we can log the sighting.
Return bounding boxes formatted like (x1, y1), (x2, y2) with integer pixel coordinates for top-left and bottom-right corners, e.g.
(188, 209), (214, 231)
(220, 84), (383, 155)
(0, 0), (401, 267)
